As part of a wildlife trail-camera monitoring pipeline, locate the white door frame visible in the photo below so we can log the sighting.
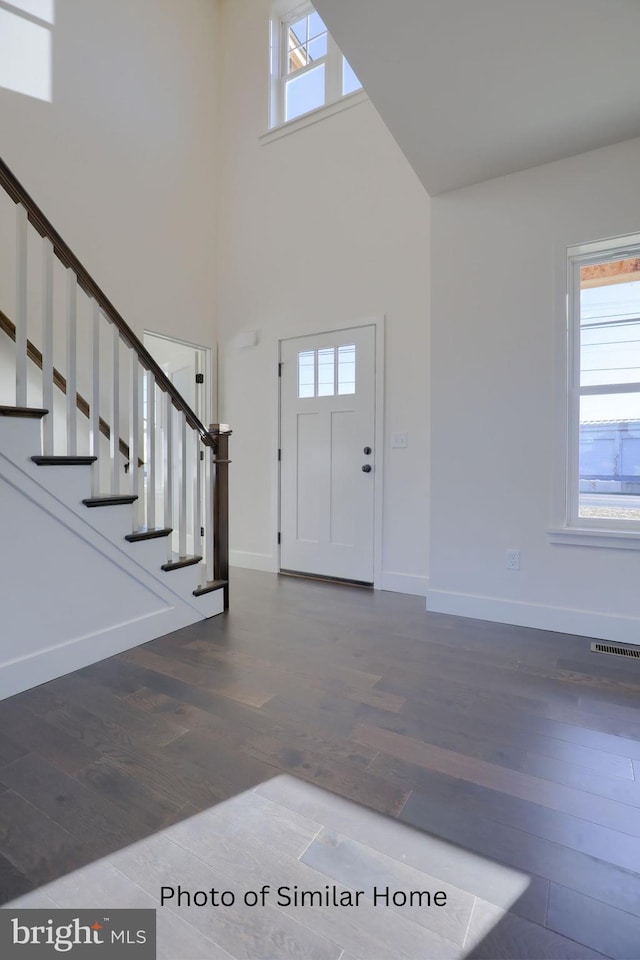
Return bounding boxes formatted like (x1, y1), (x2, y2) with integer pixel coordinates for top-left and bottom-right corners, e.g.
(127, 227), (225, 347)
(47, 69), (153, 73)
(277, 315), (385, 589)
(143, 330), (216, 426)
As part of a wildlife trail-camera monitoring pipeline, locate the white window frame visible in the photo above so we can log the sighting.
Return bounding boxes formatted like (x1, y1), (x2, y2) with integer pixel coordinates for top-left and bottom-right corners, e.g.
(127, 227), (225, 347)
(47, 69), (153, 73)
(267, 0), (365, 135)
(549, 232), (640, 549)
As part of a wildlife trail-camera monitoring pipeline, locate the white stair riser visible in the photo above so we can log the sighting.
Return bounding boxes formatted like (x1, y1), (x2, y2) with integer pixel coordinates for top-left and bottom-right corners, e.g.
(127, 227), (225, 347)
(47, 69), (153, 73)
(81, 503), (136, 543)
(0, 416), (43, 465)
(161, 564), (203, 596)
(124, 536), (172, 569)
(24, 461), (93, 507)
(194, 588), (225, 619)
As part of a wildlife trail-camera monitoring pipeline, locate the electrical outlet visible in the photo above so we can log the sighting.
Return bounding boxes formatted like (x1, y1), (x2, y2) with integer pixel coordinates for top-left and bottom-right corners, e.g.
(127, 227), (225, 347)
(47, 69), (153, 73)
(506, 549), (520, 571)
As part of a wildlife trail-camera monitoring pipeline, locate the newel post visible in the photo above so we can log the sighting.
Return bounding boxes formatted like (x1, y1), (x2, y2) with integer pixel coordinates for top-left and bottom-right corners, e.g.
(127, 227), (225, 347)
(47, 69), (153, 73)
(209, 423), (231, 610)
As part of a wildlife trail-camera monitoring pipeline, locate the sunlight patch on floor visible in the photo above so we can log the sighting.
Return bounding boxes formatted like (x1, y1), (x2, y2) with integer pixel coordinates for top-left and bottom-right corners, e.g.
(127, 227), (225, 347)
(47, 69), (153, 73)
(3, 775), (532, 959)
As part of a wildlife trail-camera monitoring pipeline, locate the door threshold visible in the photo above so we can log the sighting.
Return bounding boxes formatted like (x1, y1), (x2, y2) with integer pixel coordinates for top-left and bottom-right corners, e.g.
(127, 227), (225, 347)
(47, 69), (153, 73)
(279, 569), (373, 588)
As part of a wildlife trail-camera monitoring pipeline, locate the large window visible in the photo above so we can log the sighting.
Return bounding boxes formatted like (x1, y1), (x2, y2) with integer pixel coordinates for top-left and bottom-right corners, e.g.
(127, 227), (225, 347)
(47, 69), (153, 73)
(567, 237), (640, 530)
(269, 1), (362, 129)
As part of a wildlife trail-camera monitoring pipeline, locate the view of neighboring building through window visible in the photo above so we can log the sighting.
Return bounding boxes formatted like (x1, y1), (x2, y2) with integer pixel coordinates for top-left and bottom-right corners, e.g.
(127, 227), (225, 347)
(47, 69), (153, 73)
(270, 2), (362, 128)
(568, 241), (640, 527)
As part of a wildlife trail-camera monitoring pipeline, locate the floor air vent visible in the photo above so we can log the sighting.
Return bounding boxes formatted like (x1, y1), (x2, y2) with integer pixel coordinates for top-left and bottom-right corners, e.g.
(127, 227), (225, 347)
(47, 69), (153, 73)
(591, 641), (640, 659)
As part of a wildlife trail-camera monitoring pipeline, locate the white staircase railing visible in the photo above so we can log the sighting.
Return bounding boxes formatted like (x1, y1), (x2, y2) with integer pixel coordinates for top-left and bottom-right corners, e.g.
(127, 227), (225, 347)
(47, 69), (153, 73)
(0, 157), (229, 606)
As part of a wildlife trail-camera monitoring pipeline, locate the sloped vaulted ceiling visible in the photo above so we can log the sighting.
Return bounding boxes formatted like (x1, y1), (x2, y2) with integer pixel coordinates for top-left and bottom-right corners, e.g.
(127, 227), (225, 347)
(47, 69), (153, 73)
(314, 0), (640, 195)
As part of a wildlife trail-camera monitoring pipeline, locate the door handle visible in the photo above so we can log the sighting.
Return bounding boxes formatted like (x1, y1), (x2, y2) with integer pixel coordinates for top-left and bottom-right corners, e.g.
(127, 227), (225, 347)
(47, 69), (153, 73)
(362, 464), (372, 473)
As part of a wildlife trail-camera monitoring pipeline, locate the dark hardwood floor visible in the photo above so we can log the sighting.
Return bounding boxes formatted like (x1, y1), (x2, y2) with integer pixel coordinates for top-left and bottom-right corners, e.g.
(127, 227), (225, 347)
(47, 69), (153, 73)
(1, 568), (640, 957)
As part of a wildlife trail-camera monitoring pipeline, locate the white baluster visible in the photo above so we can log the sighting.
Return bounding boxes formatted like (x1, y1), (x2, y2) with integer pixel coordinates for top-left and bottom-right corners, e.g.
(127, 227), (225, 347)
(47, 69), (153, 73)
(90, 302), (100, 494)
(194, 433), (202, 564)
(42, 238), (54, 454)
(146, 371), (156, 528)
(129, 352), (140, 526)
(204, 445), (214, 583)
(110, 324), (120, 493)
(138, 365), (144, 519)
(164, 392), (173, 554)
(66, 270), (77, 455)
(179, 414), (187, 557)
(15, 204), (28, 407)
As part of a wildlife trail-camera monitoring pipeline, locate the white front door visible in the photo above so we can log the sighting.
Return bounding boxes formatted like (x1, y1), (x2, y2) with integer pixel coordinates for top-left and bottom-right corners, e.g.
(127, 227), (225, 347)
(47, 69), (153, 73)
(280, 325), (376, 583)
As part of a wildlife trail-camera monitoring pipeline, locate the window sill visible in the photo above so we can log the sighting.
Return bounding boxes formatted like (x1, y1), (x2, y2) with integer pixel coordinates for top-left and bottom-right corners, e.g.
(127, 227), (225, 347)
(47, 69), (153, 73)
(260, 89), (368, 145)
(548, 526), (640, 550)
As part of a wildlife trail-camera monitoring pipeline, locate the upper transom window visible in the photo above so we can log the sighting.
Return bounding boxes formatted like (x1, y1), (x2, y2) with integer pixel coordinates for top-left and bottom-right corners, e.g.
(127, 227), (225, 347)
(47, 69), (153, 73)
(269, 1), (363, 129)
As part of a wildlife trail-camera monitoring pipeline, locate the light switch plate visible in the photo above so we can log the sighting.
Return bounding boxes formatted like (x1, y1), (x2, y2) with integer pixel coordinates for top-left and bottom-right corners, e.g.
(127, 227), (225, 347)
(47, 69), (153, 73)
(391, 433), (408, 448)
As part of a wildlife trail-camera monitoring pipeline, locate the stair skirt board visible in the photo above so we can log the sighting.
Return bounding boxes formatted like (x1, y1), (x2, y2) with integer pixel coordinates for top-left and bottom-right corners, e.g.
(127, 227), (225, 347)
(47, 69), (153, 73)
(0, 431), (224, 700)
(17, 447), (211, 606)
(0, 606), (202, 702)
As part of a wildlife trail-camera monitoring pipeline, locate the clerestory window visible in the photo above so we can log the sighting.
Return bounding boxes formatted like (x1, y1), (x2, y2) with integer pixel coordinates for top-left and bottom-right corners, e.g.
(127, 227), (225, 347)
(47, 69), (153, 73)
(269, 1), (363, 130)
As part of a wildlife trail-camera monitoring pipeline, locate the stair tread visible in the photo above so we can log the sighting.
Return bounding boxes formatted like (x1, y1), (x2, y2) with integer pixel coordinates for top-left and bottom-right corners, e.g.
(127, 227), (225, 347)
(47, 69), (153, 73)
(193, 579), (228, 597)
(161, 555), (203, 572)
(0, 405), (48, 419)
(125, 527), (173, 542)
(82, 495), (138, 507)
(32, 455), (97, 466)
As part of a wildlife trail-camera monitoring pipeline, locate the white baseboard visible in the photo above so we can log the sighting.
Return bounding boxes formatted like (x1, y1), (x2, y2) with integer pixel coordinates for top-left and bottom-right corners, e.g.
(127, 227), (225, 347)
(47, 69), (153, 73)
(0, 606), (199, 701)
(426, 588), (640, 644)
(380, 571), (429, 597)
(230, 550), (277, 573)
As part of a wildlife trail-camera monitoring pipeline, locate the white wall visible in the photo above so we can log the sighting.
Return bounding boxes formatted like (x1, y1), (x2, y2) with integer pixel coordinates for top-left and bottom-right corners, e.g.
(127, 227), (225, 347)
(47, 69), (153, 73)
(216, 0), (431, 595)
(429, 136), (640, 641)
(0, 0), (220, 351)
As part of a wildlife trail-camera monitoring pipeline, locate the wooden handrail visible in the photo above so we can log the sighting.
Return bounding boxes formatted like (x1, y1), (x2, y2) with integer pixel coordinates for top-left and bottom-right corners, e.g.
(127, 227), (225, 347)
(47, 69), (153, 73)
(0, 308), (138, 464)
(0, 156), (214, 448)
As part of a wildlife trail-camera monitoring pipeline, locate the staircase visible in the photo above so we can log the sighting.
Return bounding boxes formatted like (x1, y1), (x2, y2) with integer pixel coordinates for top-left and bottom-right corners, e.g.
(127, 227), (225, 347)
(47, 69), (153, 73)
(0, 158), (229, 701)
